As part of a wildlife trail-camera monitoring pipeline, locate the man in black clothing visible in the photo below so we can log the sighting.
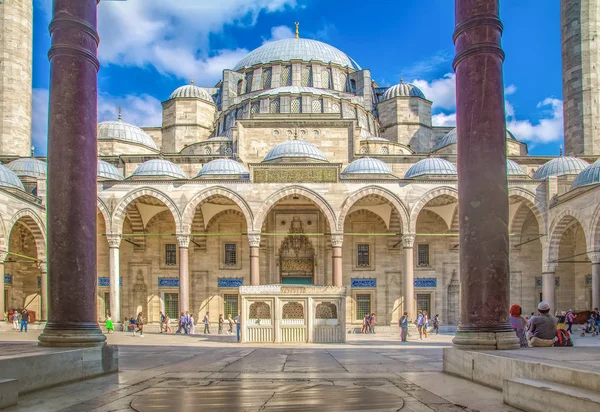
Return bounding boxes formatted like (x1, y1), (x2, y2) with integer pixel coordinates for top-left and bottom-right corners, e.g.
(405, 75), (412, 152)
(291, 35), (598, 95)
(20, 309), (29, 332)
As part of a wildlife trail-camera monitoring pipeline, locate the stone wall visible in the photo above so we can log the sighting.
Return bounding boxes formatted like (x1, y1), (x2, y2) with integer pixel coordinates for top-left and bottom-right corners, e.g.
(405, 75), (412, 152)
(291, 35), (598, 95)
(161, 99), (217, 153)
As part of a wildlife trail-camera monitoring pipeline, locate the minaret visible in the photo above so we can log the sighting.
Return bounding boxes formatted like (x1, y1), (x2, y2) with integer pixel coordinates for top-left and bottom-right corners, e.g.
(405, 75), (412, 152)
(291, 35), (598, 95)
(562, 0), (600, 156)
(0, 0), (33, 157)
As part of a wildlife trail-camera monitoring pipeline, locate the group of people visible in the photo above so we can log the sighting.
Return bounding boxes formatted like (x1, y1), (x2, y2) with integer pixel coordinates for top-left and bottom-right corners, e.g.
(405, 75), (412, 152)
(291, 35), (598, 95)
(396, 311), (441, 342)
(361, 313), (377, 333)
(10, 309), (30, 332)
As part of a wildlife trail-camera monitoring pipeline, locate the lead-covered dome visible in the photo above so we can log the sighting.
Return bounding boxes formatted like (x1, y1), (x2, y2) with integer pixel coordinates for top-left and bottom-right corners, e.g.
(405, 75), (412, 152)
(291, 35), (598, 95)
(98, 119), (158, 151)
(0, 164), (25, 191)
(263, 139), (328, 163)
(7, 158), (47, 178)
(433, 127), (517, 151)
(130, 159), (187, 179)
(98, 160), (124, 181)
(533, 156), (589, 180)
(507, 159), (526, 176)
(571, 160), (600, 189)
(233, 38), (361, 71)
(197, 159), (249, 178)
(342, 158), (394, 176)
(169, 83), (214, 104)
(405, 158), (457, 178)
(381, 81), (425, 101)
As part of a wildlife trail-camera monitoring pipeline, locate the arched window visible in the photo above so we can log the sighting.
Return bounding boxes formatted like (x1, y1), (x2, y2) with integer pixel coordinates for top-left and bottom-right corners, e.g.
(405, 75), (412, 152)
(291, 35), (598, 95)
(249, 302), (271, 319)
(251, 101), (260, 114)
(205, 146), (212, 155)
(311, 98), (322, 113)
(321, 68), (332, 89)
(291, 97), (301, 113)
(269, 98), (280, 113)
(281, 65), (292, 86)
(262, 67), (272, 89)
(245, 72), (253, 93)
(302, 65), (313, 87)
(338, 72), (348, 92)
(315, 302), (337, 319)
(331, 102), (340, 113)
(381, 146), (389, 155)
(282, 302), (304, 319)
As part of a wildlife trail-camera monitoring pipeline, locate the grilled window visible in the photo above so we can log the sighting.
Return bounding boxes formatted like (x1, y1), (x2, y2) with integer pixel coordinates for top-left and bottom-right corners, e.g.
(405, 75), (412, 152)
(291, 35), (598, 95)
(321, 68), (332, 89)
(356, 294), (371, 321)
(245, 72), (253, 93)
(281, 65), (292, 86)
(262, 67), (272, 89)
(165, 244), (177, 266)
(251, 101), (260, 114)
(269, 98), (280, 113)
(164, 293), (179, 320)
(224, 244), (237, 266)
(417, 244), (430, 266)
(224, 294), (239, 318)
(301, 65), (313, 87)
(357, 244), (370, 267)
(291, 97), (301, 113)
(311, 98), (322, 113)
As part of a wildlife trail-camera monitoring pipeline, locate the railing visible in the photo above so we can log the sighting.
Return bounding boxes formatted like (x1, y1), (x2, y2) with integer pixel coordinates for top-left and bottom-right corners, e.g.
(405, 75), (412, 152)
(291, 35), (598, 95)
(281, 318), (304, 325)
(281, 326), (306, 343)
(246, 326), (274, 343)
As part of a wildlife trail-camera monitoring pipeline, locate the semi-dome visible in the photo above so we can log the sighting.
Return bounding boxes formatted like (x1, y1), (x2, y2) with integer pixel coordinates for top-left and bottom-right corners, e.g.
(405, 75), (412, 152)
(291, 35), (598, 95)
(404, 158), (457, 178)
(98, 119), (158, 150)
(0, 164), (25, 191)
(233, 38), (361, 71)
(197, 159), (249, 177)
(507, 159), (526, 176)
(130, 159), (187, 179)
(263, 139), (328, 163)
(98, 159), (124, 181)
(342, 158), (394, 176)
(381, 81), (426, 101)
(169, 82), (215, 104)
(7, 158), (47, 178)
(433, 127), (517, 151)
(533, 156), (589, 180)
(256, 86), (337, 99)
(571, 160), (600, 189)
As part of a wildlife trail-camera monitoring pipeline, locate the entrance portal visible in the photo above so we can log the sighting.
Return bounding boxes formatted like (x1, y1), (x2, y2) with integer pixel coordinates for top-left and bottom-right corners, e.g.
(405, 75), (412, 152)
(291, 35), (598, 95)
(279, 217), (314, 285)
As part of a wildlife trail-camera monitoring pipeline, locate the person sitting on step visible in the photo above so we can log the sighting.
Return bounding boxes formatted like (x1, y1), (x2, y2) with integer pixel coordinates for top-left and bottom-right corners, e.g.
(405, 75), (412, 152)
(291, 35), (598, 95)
(527, 301), (557, 347)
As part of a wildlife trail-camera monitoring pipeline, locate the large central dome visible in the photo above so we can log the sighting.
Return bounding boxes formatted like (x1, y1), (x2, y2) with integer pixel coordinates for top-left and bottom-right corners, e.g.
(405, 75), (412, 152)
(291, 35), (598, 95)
(233, 38), (361, 71)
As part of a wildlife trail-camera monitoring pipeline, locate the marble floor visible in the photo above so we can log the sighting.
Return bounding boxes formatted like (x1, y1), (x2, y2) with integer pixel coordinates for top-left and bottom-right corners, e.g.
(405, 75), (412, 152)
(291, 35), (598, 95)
(5, 328), (596, 411)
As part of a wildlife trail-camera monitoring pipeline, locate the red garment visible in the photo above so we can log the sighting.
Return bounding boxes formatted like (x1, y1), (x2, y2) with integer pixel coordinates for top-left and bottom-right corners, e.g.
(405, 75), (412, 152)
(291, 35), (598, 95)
(510, 304), (522, 317)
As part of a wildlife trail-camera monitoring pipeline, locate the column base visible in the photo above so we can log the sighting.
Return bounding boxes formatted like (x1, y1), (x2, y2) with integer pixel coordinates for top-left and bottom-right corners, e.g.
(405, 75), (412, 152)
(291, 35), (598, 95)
(38, 322), (106, 347)
(452, 324), (519, 350)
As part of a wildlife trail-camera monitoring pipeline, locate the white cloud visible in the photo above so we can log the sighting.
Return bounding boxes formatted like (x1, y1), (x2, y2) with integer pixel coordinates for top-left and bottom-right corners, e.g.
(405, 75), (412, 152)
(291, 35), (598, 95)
(400, 50), (453, 81)
(432, 112), (456, 127)
(413, 73), (456, 110)
(507, 98), (564, 144)
(32, 88), (49, 155)
(505, 101), (515, 118)
(262, 25), (295, 43)
(505, 84), (517, 96)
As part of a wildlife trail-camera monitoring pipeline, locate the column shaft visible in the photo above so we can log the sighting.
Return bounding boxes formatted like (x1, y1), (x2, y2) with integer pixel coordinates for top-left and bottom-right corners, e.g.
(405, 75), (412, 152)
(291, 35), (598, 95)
(403, 245), (414, 321)
(109, 246), (120, 322)
(39, 0), (104, 347)
(40, 267), (48, 321)
(453, 0), (518, 349)
(250, 247), (260, 286)
(179, 247), (189, 313)
(542, 272), (556, 313)
(331, 235), (343, 287)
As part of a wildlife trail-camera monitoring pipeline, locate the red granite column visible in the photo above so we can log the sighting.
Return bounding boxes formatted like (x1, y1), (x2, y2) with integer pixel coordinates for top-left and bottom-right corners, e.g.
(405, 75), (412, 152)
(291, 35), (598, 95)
(39, 0), (105, 347)
(452, 0), (518, 349)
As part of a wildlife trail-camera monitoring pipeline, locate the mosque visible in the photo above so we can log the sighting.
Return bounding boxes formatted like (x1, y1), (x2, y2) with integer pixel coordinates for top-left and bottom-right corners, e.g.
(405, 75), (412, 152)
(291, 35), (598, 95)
(0, 4), (599, 330)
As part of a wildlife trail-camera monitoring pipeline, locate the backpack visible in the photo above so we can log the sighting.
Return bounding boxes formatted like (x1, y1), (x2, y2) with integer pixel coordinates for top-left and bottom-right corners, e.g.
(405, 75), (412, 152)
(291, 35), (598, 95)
(554, 329), (573, 347)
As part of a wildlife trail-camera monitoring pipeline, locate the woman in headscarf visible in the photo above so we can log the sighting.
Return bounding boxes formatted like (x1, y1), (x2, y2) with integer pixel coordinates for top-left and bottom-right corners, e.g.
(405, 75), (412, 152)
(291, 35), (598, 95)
(509, 304), (527, 347)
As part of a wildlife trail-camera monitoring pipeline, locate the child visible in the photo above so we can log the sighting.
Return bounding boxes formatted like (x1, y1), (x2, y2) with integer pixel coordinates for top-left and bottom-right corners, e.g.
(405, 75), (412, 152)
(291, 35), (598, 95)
(106, 313), (114, 334)
(218, 314), (224, 334)
(227, 314), (234, 334)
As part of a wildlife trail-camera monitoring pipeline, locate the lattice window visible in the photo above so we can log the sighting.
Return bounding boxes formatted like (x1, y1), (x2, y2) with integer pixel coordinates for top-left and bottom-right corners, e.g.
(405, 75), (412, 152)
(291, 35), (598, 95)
(301, 65), (313, 87)
(205, 146), (211, 155)
(164, 293), (178, 319)
(224, 294), (239, 318)
(225, 146), (233, 155)
(321, 68), (332, 89)
(224, 244), (237, 266)
(358, 110), (368, 128)
(316, 302), (337, 319)
(269, 98), (280, 114)
(418, 244), (430, 266)
(165, 244), (177, 266)
(282, 302), (304, 319)
(360, 146), (369, 154)
(357, 244), (370, 267)
(249, 301), (271, 319)
(417, 294), (431, 314)
(237, 79), (243, 95)
(281, 65), (292, 86)
(343, 105), (356, 119)
(356, 294), (371, 321)
(245, 72), (253, 93)
(291, 97), (301, 113)
(311, 99), (322, 113)
(331, 103), (340, 113)
(251, 101), (260, 114)
(381, 146), (389, 155)
(262, 67), (272, 89)
(338, 72), (348, 92)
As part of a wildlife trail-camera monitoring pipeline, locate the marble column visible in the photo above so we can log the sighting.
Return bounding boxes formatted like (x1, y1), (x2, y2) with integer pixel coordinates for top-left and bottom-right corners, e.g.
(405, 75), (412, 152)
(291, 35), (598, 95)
(542, 264), (557, 313)
(0, 252), (6, 321)
(38, 262), (48, 321)
(39, 0), (105, 347)
(107, 235), (122, 324)
(249, 233), (260, 286)
(453, 0), (518, 349)
(402, 235), (415, 321)
(331, 234), (344, 287)
(178, 235), (190, 313)
(589, 253), (600, 310)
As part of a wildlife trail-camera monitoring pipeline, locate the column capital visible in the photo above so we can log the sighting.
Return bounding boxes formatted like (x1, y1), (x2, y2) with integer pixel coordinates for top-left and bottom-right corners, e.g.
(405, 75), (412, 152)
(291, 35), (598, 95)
(588, 252), (600, 264)
(248, 232), (261, 248)
(542, 263), (557, 274)
(402, 234), (415, 249)
(177, 235), (190, 249)
(331, 234), (344, 248)
(106, 234), (122, 249)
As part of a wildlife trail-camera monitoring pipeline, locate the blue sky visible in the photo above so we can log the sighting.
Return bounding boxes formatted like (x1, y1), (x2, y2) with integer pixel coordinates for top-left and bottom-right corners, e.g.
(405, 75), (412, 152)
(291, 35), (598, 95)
(32, 0), (563, 156)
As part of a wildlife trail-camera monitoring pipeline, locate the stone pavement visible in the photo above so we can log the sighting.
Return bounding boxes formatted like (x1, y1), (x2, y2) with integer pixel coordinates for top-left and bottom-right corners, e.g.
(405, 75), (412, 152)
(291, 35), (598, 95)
(3, 328), (597, 412)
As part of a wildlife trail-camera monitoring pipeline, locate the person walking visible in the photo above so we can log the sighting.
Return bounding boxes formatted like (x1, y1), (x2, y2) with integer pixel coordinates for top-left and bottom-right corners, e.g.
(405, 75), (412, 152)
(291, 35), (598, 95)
(422, 311), (429, 339)
(20, 309), (29, 332)
(399, 311), (409, 342)
(203, 312), (210, 334)
(106, 313), (114, 334)
(135, 312), (144, 337)
(369, 313), (377, 334)
(12, 311), (19, 330)
(234, 313), (241, 342)
(164, 313), (172, 333)
(159, 311), (165, 333)
(177, 312), (188, 334)
(361, 313), (369, 334)
(416, 311), (424, 340)
(189, 314), (196, 335)
(566, 309), (575, 333)
(218, 314), (224, 334)
(432, 314), (440, 335)
(227, 314), (234, 334)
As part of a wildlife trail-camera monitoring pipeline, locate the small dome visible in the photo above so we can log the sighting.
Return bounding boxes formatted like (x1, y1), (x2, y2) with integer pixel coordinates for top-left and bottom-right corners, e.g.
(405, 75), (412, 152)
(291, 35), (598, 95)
(131, 159), (187, 179)
(197, 159), (249, 177)
(0, 164), (25, 191)
(404, 158), (457, 178)
(571, 160), (600, 189)
(433, 127), (517, 151)
(169, 83), (215, 104)
(98, 119), (158, 150)
(533, 156), (589, 180)
(233, 38), (361, 71)
(7, 158), (47, 178)
(98, 160), (124, 181)
(342, 158), (394, 175)
(381, 81), (426, 101)
(507, 159), (526, 176)
(264, 139), (328, 163)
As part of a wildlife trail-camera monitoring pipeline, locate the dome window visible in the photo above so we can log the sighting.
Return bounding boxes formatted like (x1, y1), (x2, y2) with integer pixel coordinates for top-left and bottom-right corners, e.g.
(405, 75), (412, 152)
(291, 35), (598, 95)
(360, 146), (369, 154)
(331, 102), (340, 113)
(270, 98), (280, 114)
(321, 68), (332, 89)
(381, 146), (389, 155)
(291, 97), (302, 113)
(262, 67), (272, 89)
(301, 65), (313, 87)
(281, 65), (292, 86)
(251, 101), (260, 114)
(350, 79), (357, 94)
(311, 98), (323, 113)
(205, 146), (212, 155)
(245, 72), (253, 94)
(338, 71), (348, 92)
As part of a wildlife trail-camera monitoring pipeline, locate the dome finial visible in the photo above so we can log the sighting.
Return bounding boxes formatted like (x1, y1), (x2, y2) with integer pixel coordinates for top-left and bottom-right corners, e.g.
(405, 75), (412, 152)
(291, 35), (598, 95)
(559, 144), (563, 156)
(117, 106), (122, 121)
(294, 22), (299, 39)
(190, 78), (194, 85)
(400, 77), (404, 84)
(30, 145), (35, 157)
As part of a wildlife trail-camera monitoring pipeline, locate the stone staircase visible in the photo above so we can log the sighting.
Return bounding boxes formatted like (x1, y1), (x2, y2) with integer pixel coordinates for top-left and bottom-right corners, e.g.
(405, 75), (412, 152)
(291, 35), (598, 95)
(504, 378), (600, 412)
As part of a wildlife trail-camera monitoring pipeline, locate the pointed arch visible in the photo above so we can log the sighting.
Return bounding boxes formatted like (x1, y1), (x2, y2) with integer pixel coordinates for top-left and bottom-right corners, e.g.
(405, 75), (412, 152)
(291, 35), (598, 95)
(254, 186), (336, 233)
(547, 209), (588, 264)
(508, 187), (546, 236)
(8, 208), (46, 260)
(589, 202), (600, 253)
(337, 186), (409, 234)
(181, 186), (253, 234)
(97, 198), (110, 231)
(111, 187), (181, 234)
(409, 186), (458, 234)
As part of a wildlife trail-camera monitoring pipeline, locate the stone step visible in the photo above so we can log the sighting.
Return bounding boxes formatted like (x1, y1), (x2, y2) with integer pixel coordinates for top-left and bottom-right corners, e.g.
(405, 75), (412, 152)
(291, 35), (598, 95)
(504, 378), (600, 412)
(0, 379), (18, 410)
